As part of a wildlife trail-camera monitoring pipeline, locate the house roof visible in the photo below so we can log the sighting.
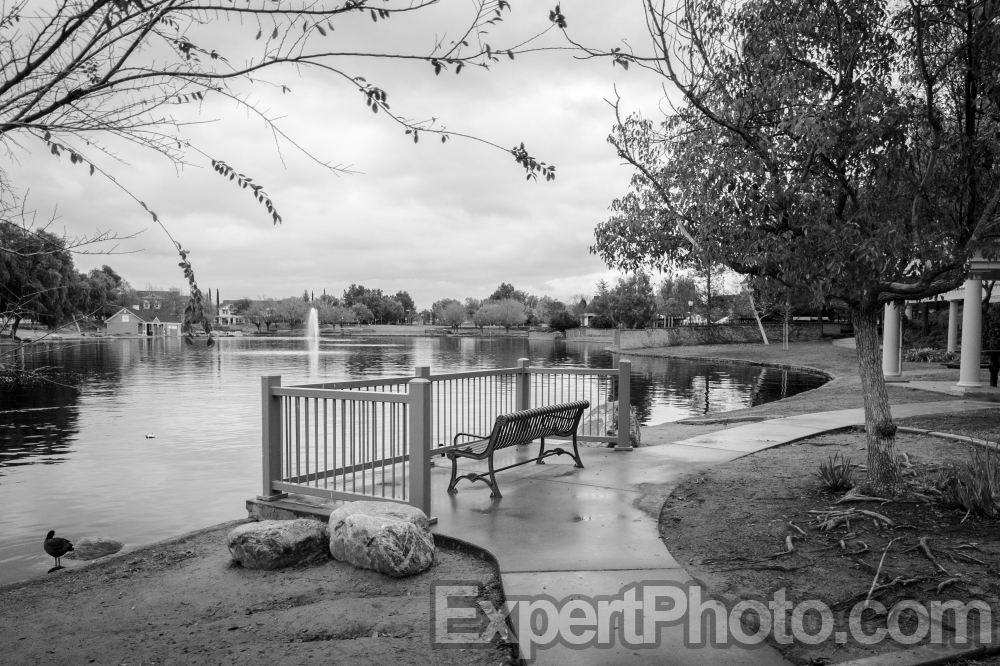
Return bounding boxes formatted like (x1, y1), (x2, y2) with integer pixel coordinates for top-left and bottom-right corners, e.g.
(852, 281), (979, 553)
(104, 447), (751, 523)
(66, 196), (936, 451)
(109, 307), (148, 322)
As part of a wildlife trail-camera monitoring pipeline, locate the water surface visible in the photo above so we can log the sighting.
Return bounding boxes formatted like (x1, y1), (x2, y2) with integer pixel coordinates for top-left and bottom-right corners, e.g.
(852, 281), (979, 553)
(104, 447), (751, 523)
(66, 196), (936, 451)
(0, 336), (825, 584)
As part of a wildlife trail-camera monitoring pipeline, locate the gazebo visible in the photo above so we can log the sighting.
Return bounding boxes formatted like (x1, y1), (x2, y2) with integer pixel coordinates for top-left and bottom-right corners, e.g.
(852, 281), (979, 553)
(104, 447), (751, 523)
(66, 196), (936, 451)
(881, 251), (1000, 391)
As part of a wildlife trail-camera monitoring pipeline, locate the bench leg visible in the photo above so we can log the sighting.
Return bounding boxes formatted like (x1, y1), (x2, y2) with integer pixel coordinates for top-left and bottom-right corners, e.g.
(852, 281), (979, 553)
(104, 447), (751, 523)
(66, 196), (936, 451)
(487, 456), (502, 498)
(447, 454), (460, 494)
(536, 437), (546, 464)
(571, 434), (584, 468)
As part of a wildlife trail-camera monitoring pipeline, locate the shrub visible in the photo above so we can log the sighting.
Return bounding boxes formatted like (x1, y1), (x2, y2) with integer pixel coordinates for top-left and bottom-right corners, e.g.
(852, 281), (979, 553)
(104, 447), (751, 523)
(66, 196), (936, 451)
(817, 453), (855, 491)
(903, 347), (959, 363)
(936, 444), (1000, 518)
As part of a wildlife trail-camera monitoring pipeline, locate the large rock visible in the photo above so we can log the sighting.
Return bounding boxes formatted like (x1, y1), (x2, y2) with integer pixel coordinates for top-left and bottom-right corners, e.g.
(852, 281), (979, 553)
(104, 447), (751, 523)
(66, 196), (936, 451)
(63, 536), (124, 561)
(580, 400), (641, 447)
(328, 502), (434, 577)
(227, 519), (329, 570)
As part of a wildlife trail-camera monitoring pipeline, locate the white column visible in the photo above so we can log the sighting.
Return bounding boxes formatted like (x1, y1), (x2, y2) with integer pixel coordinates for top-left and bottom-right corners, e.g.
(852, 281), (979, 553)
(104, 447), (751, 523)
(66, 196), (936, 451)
(905, 304), (913, 319)
(947, 300), (960, 353)
(882, 302), (901, 378)
(957, 278), (983, 388)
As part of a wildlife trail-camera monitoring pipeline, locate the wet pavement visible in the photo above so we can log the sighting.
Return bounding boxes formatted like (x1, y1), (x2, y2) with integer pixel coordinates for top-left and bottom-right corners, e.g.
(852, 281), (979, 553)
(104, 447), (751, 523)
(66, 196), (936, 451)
(429, 399), (999, 665)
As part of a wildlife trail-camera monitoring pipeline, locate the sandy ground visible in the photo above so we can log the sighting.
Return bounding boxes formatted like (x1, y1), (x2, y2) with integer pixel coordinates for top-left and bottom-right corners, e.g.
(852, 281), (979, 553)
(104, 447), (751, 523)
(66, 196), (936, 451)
(0, 521), (516, 666)
(659, 424), (1000, 665)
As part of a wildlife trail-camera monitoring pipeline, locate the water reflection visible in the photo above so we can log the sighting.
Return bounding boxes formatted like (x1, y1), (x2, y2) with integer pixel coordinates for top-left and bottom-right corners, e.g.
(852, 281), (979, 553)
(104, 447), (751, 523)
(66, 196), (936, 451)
(0, 336), (824, 584)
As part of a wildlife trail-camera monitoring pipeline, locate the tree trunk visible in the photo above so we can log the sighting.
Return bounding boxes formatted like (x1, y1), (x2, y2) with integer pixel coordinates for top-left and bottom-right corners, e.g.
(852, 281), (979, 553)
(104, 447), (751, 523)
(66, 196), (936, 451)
(11, 315), (21, 339)
(852, 304), (903, 496)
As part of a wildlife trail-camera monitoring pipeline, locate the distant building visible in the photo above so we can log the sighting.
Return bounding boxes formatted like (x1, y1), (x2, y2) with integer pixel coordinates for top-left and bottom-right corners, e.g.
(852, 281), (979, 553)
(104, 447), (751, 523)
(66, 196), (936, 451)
(217, 300), (245, 326)
(104, 307), (183, 337)
(580, 312), (599, 327)
(133, 289), (186, 317)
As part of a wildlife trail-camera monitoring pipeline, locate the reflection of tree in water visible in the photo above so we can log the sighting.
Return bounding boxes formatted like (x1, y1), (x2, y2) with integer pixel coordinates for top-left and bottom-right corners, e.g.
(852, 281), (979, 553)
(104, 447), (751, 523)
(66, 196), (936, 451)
(0, 341), (129, 472)
(625, 356), (823, 421)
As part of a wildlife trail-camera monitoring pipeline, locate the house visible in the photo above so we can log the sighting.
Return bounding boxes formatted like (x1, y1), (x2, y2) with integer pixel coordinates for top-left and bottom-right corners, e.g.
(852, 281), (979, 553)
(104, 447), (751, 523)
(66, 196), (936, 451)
(104, 307), (183, 337)
(133, 289), (186, 317)
(217, 300), (245, 326)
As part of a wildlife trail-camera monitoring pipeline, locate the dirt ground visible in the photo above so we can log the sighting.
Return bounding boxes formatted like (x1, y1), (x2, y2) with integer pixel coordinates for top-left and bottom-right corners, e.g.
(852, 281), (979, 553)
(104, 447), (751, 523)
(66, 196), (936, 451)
(0, 521), (516, 666)
(659, 420), (1000, 665)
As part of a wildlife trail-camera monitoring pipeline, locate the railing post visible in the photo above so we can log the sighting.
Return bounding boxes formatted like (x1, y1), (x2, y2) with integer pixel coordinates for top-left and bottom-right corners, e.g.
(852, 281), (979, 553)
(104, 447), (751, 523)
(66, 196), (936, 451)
(408, 378), (433, 517)
(259, 375), (288, 501)
(415, 366), (431, 380)
(516, 358), (531, 411)
(616, 359), (633, 452)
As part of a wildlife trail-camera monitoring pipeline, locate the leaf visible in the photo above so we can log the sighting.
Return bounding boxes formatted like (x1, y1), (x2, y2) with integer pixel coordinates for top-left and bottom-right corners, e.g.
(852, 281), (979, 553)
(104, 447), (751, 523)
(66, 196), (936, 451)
(370, 9), (376, 21)
(508, 50), (515, 60)
(271, 26), (278, 39)
(256, 29), (261, 40)
(317, 25), (326, 36)
(89, 164), (95, 176)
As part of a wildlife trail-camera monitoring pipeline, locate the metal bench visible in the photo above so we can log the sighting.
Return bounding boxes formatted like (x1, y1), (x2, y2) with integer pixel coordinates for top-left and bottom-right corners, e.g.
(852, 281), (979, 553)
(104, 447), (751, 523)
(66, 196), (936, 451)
(446, 400), (590, 498)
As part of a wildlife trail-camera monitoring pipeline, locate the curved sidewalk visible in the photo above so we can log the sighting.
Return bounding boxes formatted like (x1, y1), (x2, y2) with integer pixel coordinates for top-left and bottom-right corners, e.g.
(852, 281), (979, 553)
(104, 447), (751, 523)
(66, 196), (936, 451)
(427, 399), (998, 665)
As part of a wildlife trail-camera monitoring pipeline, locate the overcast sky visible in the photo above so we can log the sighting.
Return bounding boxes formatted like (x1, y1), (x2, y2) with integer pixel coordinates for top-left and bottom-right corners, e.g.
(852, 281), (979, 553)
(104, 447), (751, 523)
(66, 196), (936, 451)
(20, 1), (677, 310)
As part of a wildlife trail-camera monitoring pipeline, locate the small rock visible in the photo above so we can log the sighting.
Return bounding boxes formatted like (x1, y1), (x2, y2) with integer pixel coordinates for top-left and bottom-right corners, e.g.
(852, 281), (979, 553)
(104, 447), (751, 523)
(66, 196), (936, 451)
(329, 502), (434, 577)
(227, 519), (329, 570)
(63, 536), (125, 561)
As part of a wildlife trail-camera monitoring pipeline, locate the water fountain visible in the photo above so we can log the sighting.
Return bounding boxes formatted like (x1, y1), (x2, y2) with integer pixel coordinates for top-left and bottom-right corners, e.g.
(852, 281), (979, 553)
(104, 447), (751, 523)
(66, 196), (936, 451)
(306, 307), (320, 377)
(306, 307), (320, 340)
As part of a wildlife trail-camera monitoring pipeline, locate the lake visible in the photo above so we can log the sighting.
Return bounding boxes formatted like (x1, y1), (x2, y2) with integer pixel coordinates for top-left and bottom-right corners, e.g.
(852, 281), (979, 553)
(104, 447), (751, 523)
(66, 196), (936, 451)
(0, 335), (825, 584)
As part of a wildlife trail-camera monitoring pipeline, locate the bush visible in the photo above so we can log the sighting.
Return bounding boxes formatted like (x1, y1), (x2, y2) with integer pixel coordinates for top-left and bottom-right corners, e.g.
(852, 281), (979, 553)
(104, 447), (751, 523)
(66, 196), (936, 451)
(588, 315), (615, 329)
(817, 453), (854, 491)
(903, 347), (958, 363)
(936, 444), (1000, 518)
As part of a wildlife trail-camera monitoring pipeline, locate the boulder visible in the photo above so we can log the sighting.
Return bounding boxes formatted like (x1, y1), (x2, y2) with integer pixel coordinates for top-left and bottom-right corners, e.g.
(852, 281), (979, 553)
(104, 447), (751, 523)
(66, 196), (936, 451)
(227, 519), (329, 570)
(63, 536), (124, 561)
(328, 502), (434, 577)
(580, 400), (641, 447)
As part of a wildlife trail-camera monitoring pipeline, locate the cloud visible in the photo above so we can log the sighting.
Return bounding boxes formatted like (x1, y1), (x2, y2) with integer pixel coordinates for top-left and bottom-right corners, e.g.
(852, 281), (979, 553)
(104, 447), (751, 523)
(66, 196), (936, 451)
(17, 1), (673, 309)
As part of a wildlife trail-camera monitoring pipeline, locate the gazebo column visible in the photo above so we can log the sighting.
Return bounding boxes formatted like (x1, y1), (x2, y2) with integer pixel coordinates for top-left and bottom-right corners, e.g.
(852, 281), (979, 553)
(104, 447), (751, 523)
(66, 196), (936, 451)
(947, 300), (960, 353)
(957, 278), (983, 388)
(882, 302), (902, 378)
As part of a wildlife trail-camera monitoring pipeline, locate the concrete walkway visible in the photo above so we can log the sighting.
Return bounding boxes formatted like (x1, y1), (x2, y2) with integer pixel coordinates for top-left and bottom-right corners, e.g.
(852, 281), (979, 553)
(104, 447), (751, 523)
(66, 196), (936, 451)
(249, 398), (999, 664)
(425, 399), (998, 665)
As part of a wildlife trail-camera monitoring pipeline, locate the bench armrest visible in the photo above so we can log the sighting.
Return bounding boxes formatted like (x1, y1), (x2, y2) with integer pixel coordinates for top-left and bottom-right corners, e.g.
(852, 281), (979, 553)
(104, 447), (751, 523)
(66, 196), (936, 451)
(453, 431), (490, 446)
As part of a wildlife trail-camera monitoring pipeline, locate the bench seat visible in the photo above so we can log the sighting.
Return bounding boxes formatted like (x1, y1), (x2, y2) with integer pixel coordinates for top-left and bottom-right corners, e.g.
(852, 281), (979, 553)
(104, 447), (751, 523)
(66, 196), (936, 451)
(446, 400), (590, 498)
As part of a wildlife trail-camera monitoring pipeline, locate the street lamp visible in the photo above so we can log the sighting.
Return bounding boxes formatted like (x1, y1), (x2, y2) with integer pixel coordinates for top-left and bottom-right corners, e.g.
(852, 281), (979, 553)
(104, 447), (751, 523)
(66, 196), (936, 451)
(688, 300), (694, 324)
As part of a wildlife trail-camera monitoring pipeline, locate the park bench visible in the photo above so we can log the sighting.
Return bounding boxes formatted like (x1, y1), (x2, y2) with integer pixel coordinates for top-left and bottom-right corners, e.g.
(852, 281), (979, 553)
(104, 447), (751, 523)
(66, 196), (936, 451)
(446, 400), (590, 498)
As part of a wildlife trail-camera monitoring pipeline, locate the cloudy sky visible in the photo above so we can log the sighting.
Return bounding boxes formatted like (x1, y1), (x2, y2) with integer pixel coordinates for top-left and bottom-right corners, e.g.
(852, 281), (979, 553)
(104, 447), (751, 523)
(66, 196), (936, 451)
(20, 1), (676, 310)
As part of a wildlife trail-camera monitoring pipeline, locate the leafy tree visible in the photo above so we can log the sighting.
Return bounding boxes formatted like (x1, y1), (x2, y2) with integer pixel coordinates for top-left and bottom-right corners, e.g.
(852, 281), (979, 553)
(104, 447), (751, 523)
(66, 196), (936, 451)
(318, 303), (352, 327)
(439, 302), (467, 331)
(351, 303), (375, 325)
(608, 272), (657, 329)
(548, 310), (579, 333)
(393, 291), (415, 319)
(472, 302), (498, 330)
(380, 297), (405, 324)
(578, 0), (1000, 495)
(657, 275), (699, 319)
(464, 297), (483, 320)
(0, 222), (77, 337)
(492, 299), (526, 333)
(231, 298), (253, 316)
(275, 297), (309, 330)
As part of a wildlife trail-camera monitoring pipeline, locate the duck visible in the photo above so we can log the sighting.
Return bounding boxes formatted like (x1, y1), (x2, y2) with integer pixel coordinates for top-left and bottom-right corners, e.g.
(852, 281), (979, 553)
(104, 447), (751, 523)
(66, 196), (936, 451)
(44, 530), (74, 570)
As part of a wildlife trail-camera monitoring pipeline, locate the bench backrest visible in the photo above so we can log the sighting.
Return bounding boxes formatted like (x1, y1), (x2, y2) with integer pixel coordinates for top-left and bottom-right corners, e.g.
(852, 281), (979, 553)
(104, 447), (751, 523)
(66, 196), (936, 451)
(488, 400), (590, 453)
